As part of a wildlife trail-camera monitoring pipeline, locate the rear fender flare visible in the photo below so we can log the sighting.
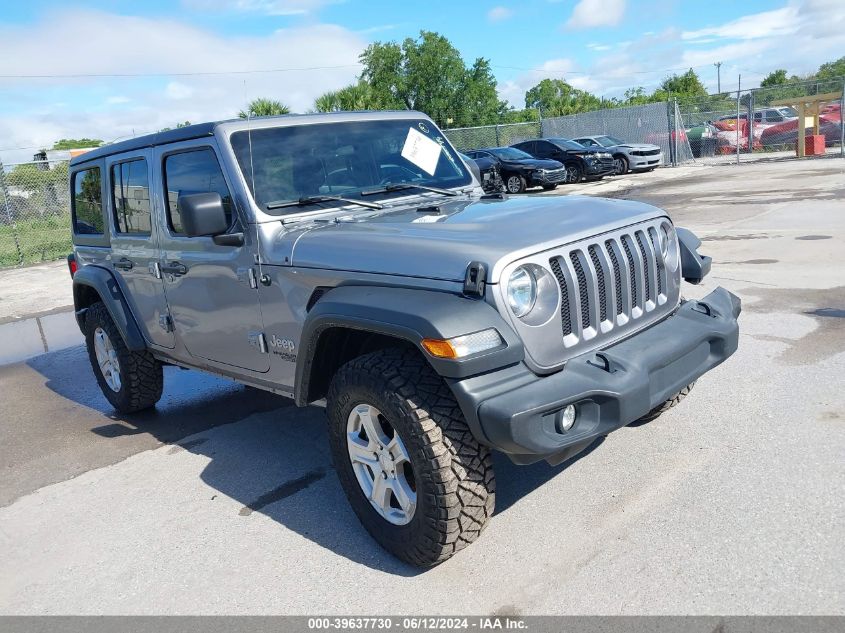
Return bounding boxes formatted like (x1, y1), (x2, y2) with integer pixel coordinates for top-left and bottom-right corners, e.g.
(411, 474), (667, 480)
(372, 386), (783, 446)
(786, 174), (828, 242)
(72, 265), (146, 351)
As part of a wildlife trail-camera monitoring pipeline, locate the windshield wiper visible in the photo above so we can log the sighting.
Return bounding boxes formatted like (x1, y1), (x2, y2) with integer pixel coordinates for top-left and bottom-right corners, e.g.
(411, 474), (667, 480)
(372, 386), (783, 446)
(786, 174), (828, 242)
(360, 182), (458, 197)
(266, 195), (383, 211)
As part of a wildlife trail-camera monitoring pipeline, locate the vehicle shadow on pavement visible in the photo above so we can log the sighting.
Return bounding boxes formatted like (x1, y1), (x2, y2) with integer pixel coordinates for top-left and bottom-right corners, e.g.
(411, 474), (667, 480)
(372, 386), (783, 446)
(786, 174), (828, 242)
(28, 346), (602, 575)
(492, 437), (605, 514)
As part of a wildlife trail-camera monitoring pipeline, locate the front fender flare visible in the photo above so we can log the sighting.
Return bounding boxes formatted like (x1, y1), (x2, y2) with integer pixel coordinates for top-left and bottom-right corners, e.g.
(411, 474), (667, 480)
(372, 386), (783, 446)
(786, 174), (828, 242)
(295, 286), (524, 406)
(73, 265), (147, 351)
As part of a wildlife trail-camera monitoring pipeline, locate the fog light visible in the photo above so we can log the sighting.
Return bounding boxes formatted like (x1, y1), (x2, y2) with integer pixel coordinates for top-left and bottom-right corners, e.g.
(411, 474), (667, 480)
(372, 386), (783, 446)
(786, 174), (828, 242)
(558, 405), (577, 432)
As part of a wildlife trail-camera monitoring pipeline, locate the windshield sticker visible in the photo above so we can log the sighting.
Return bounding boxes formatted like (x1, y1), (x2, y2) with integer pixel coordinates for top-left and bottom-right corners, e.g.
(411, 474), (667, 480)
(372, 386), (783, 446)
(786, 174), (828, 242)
(401, 127), (442, 176)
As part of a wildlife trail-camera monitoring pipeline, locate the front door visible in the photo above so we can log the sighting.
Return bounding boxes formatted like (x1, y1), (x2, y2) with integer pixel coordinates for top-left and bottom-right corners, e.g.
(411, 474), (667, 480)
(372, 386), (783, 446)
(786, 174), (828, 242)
(154, 141), (269, 373)
(106, 150), (175, 349)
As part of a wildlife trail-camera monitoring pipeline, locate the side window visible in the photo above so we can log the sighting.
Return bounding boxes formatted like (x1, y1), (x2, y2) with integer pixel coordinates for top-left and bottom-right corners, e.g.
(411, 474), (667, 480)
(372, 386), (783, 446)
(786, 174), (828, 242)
(753, 112), (763, 122)
(766, 110), (783, 122)
(111, 159), (151, 235)
(163, 148), (234, 235)
(72, 167), (104, 235)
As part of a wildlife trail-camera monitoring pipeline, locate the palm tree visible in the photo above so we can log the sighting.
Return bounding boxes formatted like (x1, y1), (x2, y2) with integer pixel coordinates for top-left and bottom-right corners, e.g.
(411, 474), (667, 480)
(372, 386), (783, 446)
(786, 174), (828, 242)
(238, 98), (291, 118)
(314, 82), (380, 113)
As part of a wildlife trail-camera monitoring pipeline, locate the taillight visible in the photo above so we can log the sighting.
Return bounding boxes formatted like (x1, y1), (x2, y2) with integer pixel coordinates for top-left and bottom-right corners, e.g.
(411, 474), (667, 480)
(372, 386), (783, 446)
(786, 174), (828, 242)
(67, 253), (78, 277)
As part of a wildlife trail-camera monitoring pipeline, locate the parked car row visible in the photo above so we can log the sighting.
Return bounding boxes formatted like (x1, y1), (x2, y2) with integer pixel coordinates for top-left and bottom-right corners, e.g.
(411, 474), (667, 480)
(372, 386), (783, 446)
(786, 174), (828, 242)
(461, 136), (664, 193)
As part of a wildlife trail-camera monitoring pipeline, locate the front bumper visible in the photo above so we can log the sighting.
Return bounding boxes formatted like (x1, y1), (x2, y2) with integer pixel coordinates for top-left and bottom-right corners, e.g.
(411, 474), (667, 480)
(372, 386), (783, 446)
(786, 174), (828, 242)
(630, 151), (663, 169)
(584, 160), (614, 176)
(448, 287), (740, 465)
(532, 169), (568, 185)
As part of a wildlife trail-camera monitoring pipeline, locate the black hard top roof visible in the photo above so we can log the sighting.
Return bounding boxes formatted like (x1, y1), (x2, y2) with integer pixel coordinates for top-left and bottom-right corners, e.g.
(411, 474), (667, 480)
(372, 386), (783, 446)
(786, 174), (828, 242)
(69, 121), (219, 166)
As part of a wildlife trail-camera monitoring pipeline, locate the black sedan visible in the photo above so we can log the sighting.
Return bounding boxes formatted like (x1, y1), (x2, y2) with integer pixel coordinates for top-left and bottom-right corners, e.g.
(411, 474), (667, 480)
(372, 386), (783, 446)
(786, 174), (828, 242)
(463, 147), (567, 193)
(510, 138), (615, 182)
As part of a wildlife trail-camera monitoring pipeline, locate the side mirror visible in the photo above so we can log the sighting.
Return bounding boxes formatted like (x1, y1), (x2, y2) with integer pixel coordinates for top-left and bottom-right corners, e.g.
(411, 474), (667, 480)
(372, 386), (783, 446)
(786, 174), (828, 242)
(179, 192), (229, 237)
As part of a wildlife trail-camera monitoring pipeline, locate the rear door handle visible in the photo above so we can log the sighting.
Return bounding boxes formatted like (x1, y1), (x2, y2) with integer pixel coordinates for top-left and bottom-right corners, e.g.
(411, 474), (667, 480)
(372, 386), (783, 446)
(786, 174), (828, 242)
(160, 261), (188, 277)
(114, 257), (134, 271)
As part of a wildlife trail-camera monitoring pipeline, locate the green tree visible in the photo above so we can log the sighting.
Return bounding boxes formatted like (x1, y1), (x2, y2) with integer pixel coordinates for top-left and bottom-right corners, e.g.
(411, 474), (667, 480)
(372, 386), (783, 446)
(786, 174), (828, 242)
(815, 56), (845, 81)
(158, 121), (192, 132)
(314, 82), (381, 112)
(524, 78), (602, 116)
(238, 98), (291, 118)
(52, 138), (102, 150)
(760, 69), (788, 87)
(357, 30), (504, 127)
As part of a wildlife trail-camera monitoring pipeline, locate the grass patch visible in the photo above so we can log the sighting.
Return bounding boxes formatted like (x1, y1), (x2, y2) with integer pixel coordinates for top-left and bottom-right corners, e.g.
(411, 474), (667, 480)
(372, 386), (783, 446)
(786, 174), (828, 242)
(0, 214), (72, 268)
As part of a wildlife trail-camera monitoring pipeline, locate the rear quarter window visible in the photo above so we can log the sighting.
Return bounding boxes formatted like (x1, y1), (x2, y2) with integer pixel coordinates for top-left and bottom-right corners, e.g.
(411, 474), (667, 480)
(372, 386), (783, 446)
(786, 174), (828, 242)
(72, 167), (104, 235)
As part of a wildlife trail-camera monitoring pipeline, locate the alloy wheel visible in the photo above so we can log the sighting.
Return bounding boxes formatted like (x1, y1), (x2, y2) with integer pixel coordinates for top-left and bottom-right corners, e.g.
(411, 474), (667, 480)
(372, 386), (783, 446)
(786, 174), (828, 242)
(93, 327), (122, 392)
(506, 176), (522, 193)
(346, 403), (417, 525)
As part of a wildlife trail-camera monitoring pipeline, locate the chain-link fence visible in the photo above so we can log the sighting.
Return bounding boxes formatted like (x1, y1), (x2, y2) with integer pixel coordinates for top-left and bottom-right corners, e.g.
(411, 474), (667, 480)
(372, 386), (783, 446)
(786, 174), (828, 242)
(0, 159), (72, 268)
(444, 101), (693, 166)
(442, 121), (542, 151)
(541, 101), (694, 165)
(679, 77), (845, 163)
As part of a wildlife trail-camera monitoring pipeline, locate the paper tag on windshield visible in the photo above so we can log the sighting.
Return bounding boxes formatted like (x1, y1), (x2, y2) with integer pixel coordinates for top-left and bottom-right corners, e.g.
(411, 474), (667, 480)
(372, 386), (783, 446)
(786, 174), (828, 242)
(401, 127), (442, 176)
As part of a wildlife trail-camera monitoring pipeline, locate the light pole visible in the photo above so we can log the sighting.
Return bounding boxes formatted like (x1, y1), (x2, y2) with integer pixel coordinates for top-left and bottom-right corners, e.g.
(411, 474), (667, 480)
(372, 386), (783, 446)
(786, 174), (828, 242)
(714, 61), (722, 93)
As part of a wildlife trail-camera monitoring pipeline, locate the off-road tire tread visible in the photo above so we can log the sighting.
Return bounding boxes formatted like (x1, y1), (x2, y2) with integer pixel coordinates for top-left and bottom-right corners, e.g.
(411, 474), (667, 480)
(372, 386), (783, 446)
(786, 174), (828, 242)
(637, 382), (695, 423)
(327, 348), (495, 567)
(84, 302), (163, 413)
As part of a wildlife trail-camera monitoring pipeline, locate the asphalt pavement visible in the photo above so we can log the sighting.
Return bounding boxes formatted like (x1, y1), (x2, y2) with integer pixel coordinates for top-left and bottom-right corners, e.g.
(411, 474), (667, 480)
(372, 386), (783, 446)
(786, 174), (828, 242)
(0, 157), (843, 615)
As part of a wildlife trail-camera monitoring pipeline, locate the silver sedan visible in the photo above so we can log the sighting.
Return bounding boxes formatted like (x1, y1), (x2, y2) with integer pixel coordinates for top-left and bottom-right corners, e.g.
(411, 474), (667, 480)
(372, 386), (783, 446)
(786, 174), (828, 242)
(572, 135), (663, 175)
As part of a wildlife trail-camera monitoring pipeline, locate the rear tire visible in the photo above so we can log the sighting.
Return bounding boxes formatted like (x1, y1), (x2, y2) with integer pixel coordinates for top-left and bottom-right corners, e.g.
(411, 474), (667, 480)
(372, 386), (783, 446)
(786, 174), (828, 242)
(635, 383), (695, 424)
(326, 348), (495, 567)
(84, 302), (163, 413)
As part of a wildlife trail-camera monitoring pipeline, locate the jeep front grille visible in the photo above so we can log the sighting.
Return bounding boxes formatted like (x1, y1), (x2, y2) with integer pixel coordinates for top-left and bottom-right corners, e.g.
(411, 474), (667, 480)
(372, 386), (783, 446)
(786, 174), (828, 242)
(548, 223), (673, 342)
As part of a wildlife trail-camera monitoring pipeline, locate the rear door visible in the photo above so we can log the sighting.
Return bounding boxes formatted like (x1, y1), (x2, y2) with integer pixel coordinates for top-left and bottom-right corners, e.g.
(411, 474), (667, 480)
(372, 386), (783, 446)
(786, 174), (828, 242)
(105, 150), (175, 349)
(155, 140), (269, 373)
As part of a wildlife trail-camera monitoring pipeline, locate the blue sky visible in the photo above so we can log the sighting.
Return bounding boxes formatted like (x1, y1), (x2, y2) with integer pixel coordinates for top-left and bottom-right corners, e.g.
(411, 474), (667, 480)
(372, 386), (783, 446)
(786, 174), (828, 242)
(1, 0), (843, 162)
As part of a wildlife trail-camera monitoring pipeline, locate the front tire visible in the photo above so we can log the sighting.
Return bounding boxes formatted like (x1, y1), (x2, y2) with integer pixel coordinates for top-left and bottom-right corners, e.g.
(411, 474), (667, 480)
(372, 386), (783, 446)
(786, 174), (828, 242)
(635, 383), (695, 424)
(542, 184), (558, 191)
(613, 155), (629, 175)
(505, 174), (526, 194)
(84, 302), (163, 413)
(326, 348), (495, 567)
(564, 162), (583, 184)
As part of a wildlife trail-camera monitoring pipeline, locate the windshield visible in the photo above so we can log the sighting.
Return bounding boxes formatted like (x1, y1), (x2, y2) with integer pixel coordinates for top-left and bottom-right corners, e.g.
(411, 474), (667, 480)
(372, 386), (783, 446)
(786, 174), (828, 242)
(597, 136), (624, 146)
(230, 119), (471, 214)
(549, 138), (585, 150)
(488, 147), (533, 160)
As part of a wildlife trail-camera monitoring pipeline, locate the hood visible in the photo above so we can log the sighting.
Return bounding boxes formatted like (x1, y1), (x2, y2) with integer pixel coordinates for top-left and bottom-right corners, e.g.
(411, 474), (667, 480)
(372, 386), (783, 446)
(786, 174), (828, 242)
(501, 157), (563, 170)
(270, 194), (667, 284)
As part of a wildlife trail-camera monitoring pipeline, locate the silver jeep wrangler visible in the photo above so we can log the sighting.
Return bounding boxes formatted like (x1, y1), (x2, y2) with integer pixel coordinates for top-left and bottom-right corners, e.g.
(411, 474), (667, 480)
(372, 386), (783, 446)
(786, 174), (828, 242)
(68, 111), (739, 566)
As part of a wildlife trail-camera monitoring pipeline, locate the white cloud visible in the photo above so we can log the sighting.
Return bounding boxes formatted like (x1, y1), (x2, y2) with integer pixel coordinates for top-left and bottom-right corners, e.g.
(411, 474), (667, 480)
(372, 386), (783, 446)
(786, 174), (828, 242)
(0, 9), (365, 162)
(586, 43), (611, 51)
(181, 0), (336, 15)
(565, 0), (626, 29)
(682, 6), (798, 42)
(165, 82), (194, 100)
(487, 7), (513, 22)
(106, 96), (131, 105)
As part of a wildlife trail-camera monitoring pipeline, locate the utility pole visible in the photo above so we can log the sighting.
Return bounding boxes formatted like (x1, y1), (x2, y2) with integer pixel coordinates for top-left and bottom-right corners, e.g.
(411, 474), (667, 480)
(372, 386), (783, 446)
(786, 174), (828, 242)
(714, 61), (722, 93)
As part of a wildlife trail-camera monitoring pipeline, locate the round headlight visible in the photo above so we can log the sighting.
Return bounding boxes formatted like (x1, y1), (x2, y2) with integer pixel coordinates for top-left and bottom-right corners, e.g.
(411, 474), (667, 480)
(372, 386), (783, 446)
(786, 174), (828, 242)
(508, 266), (537, 317)
(660, 222), (680, 271)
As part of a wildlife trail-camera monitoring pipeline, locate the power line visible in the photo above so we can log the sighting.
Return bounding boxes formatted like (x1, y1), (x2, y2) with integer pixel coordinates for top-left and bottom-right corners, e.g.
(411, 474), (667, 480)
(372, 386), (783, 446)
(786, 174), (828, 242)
(0, 63), (363, 79)
(491, 63), (713, 76)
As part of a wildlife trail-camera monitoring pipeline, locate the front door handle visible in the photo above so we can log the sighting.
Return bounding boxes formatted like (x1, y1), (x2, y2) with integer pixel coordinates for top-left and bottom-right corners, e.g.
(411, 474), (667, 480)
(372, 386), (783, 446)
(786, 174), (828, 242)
(114, 257), (134, 271)
(160, 261), (188, 277)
